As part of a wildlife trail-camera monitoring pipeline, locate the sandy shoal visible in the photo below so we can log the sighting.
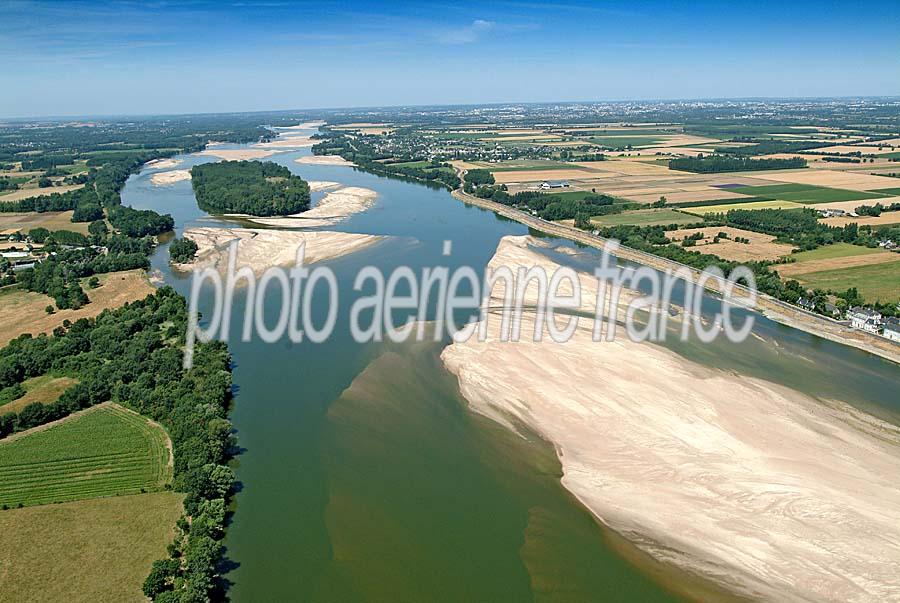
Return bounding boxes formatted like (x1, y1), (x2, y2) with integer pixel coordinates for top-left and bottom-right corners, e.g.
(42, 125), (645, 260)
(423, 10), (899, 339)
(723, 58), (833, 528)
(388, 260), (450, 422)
(176, 227), (383, 277)
(441, 235), (900, 603)
(196, 148), (277, 161)
(144, 158), (182, 170)
(252, 135), (315, 149)
(150, 170), (191, 185)
(295, 155), (356, 167)
(247, 186), (377, 228)
(308, 180), (341, 192)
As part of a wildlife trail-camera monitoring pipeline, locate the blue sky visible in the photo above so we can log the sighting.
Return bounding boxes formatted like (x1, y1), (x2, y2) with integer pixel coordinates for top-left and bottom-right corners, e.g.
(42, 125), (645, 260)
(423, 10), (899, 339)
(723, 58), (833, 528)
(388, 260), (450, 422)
(2, 0), (898, 118)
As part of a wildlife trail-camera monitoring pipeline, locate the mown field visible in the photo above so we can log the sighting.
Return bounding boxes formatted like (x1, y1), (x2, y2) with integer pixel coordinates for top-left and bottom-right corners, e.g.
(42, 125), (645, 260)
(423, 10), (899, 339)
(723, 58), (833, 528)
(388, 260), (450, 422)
(591, 208), (697, 227)
(730, 183), (889, 204)
(585, 135), (666, 148)
(789, 242), (886, 263)
(793, 261), (900, 302)
(0, 403), (171, 508)
(0, 375), (79, 414)
(0, 491), (183, 603)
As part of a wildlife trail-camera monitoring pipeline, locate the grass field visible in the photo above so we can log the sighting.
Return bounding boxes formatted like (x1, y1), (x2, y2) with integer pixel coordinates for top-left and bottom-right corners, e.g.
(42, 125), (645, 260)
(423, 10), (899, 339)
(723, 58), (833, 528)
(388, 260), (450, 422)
(0, 375), (79, 414)
(683, 200), (807, 215)
(590, 208), (697, 227)
(730, 183), (889, 204)
(789, 243), (885, 263)
(0, 491), (183, 603)
(793, 261), (900, 302)
(0, 184), (85, 202)
(872, 187), (900, 196)
(0, 403), (171, 508)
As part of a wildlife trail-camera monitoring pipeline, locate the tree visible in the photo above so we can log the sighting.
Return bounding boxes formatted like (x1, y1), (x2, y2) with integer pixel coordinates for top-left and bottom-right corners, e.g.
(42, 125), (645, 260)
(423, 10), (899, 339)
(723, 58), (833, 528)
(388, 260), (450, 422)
(45, 304), (55, 314)
(88, 276), (100, 289)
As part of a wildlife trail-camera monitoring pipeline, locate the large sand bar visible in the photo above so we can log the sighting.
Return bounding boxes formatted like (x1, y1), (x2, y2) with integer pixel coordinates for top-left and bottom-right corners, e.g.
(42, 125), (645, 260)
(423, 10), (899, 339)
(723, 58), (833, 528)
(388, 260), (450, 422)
(442, 235), (900, 603)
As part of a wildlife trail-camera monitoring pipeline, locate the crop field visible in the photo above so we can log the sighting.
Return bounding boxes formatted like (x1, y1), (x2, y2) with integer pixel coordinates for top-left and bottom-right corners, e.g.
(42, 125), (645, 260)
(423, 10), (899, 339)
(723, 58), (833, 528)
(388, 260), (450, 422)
(0, 210), (91, 235)
(475, 160), (578, 172)
(790, 260), (900, 302)
(585, 135), (667, 148)
(729, 183), (890, 204)
(0, 184), (85, 202)
(0, 375), (79, 414)
(872, 187), (900, 196)
(0, 491), (183, 603)
(682, 200), (807, 215)
(0, 403), (171, 508)
(666, 226), (795, 261)
(788, 243), (886, 263)
(491, 168), (596, 184)
(590, 208), (698, 227)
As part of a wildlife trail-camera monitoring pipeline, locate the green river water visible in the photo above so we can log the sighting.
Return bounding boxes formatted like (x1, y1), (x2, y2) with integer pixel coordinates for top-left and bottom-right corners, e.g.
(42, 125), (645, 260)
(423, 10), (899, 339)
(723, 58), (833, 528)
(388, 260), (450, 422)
(122, 127), (900, 602)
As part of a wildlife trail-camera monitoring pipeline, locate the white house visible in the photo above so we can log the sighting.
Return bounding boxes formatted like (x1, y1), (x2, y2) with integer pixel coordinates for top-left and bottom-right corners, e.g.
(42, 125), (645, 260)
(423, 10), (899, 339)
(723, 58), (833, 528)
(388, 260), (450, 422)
(883, 317), (900, 343)
(540, 180), (570, 190)
(848, 306), (883, 333)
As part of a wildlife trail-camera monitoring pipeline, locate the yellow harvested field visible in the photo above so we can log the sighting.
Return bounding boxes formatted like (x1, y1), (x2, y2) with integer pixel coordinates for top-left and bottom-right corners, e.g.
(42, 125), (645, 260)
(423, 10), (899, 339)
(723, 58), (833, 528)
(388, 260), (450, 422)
(0, 376), (79, 414)
(491, 169), (596, 184)
(449, 160), (482, 171)
(684, 200), (807, 215)
(666, 226), (795, 261)
(820, 213), (900, 227)
(644, 134), (720, 147)
(801, 196), (900, 213)
(0, 492), (183, 603)
(575, 160), (673, 176)
(634, 146), (713, 156)
(0, 184), (85, 203)
(0, 270), (155, 347)
(809, 144), (898, 155)
(0, 211), (90, 235)
(749, 169), (900, 191)
(481, 134), (562, 141)
(776, 253), (900, 277)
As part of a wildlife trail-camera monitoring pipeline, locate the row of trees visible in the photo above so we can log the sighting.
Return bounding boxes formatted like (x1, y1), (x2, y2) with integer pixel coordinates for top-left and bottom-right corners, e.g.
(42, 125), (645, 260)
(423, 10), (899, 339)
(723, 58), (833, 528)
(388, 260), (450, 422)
(469, 184), (626, 221)
(669, 155), (807, 173)
(0, 288), (237, 601)
(191, 161), (311, 216)
(719, 207), (882, 250)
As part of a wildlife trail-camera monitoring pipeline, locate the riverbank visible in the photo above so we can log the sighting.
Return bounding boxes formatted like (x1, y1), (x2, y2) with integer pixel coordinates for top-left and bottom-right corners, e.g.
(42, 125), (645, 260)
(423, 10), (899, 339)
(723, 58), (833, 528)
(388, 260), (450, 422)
(450, 188), (900, 365)
(442, 235), (900, 603)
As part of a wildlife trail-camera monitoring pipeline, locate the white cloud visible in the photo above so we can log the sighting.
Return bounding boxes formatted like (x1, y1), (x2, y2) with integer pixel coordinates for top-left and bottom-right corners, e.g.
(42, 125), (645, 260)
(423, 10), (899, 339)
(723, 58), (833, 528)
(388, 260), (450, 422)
(436, 19), (495, 45)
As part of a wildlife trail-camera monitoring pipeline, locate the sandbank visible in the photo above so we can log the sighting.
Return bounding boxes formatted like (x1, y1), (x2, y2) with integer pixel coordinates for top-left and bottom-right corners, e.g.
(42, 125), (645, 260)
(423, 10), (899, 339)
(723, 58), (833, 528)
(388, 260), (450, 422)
(150, 169), (191, 185)
(294, 155), (355, 166)
(144, 158), (181, 170)
(196, 148), (277, 161)
(442, 235), (900, 603)
(175, 227), (382, 277)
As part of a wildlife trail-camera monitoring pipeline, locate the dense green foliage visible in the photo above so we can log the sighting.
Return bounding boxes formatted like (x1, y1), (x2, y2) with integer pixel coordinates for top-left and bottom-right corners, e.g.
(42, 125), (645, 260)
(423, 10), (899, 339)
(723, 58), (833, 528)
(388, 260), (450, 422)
(720, 208), (880, 250)
(191, 161), (310, 216)
(169, 238), (199, 264)
(669, 155), (806, 173)
(0, 288), (236, 601)
(463, 169), (495, 187)
(714, 140), (830, 156)
(470, 185), (626, 221)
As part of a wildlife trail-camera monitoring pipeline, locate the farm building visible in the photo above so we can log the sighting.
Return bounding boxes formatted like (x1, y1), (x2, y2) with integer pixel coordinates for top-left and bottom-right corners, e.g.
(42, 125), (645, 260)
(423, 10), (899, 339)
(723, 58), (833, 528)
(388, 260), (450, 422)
(848, 306), (883, 333)
(884, 317), (900, 343)
(540, 180), (570, 189)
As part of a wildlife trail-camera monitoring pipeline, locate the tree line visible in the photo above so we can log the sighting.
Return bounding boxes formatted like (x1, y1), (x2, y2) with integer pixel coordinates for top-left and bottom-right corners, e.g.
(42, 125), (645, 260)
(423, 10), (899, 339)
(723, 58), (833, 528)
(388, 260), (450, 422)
(669, 155), (807, 173)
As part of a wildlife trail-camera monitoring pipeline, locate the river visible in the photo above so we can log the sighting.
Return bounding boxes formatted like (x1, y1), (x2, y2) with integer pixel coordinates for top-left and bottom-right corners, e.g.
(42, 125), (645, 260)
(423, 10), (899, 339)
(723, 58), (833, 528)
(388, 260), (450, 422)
(121, 127), (900, 602)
